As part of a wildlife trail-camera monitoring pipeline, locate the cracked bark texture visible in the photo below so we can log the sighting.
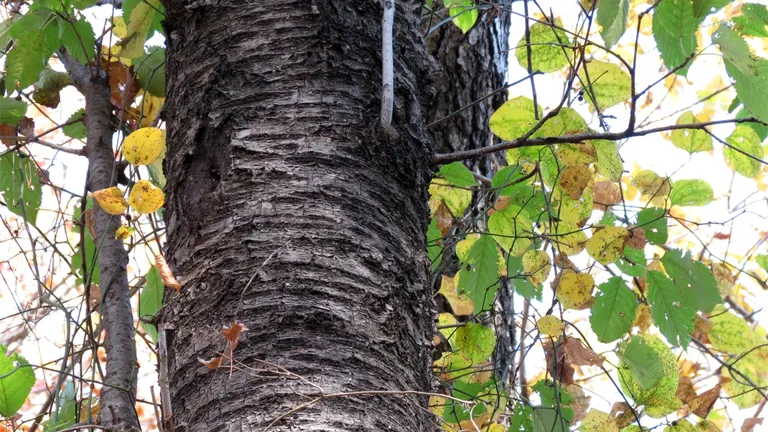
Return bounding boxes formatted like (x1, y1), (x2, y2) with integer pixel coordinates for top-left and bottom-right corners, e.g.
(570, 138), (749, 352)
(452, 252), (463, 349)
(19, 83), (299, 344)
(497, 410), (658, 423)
(160, 0), (437, 430)
(64, 55), (139, 431)
(424, 3), (510, 159)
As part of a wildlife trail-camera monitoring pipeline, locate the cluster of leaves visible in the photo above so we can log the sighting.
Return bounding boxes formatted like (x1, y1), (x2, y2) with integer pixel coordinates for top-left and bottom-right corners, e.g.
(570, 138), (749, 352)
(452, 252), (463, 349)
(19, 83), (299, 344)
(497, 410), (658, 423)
(425, 1), (768, 431)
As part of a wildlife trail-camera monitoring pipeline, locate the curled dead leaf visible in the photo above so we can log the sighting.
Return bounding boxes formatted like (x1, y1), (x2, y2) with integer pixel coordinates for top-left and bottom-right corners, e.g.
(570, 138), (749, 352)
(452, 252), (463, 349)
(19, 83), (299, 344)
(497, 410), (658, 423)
(689, 383), (721, 419)
(626, 227), (647, 250)
(155, 254), (181, 291)
(198, 356), (223, 369)
(222, 321), (249, 349)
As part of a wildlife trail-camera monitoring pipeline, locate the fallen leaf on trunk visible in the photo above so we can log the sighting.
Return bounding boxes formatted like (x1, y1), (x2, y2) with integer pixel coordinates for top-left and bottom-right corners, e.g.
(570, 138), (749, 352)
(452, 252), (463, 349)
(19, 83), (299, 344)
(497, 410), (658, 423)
(198, 356), (223, 369)
(155, 253), (181, 290)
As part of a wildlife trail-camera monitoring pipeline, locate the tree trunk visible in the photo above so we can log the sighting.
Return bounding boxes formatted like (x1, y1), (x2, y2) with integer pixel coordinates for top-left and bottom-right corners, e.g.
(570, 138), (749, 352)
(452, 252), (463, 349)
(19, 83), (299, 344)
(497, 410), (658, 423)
(424, 3), (511, 157)
(160, 1), (437, 430)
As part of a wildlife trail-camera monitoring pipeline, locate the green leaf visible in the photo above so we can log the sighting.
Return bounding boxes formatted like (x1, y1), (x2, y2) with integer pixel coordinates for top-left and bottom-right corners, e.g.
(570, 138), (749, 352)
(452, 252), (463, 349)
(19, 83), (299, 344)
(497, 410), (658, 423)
(63, 109), (86, 139)
(669, 179), (714, 206)
(139, 266), (164, 342)
(509, 255), (542, 300)
(490, 96), (542, 141)
(616, 246), (647, 277)
(5, 12), (60, 93)
(71, 199), (100, 286)
(454, 322), (495, 363)
(438, 162), (477, 188)
(724, 125), (764, 179)
(661, 249), (722, 313)
(756, 254), (768, 272)
(737, 107), (768, 141)
(0, 344), (36, 417)
(514, 18), (572, 73)
(509, 403), (534, 432)
(590, 276), (637, 343)
(59, 17), (96, 65)
(0, 152), (42, 223)
(457, 234), (500, 313)
(713, 24), (768, 123)
(646, 269), (695, 347)
(579, 61), (631, 110)
(636, 207), (667, 245)
(538, 107), (588, 137)
(488, 205), (533, 255)
(427, 217), (443, 272)
(120, 0), (163, 58)
(0, 17), (17, 52)
(652, 0), (697, 75)
(134, 46), (166, 97)
(0, 97), (28, 125)
(593, 139), (623, 181)
(445, 0), (477, 34)
(32, 68), (71, 109)
(670, 111), (713, 153)
(42, 380), (76, 431)
(597, 0), (630, 48)
(621, 335), (664, 390)
(491, 165), (526, 195)
(733, 3), (768, 37)
(693, 0), (733, 21)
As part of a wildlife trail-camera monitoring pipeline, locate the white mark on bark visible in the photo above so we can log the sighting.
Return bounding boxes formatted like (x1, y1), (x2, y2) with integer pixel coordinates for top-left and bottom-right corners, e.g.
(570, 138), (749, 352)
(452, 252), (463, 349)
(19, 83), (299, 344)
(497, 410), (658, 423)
(380, 0), (395, 129)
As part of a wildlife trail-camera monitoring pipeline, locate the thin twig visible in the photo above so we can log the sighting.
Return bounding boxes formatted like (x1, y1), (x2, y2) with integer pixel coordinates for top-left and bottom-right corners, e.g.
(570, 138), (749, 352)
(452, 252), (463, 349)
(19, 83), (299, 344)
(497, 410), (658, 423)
(380, 0), (395, 129)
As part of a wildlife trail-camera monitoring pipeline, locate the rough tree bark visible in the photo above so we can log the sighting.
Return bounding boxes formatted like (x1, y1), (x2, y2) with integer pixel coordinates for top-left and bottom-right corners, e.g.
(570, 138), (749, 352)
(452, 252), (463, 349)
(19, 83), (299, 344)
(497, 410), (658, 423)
(160, 0), (437, 430)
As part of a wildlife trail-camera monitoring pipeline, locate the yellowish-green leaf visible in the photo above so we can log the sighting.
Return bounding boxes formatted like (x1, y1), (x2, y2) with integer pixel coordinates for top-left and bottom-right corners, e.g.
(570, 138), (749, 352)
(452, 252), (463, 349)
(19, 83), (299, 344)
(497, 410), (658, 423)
(579, 61), (631, 110)
(489, 96), (542, 141)
(556, 271), (594, 309)
(515, 18), (572, 73)
(446, 0), (478, 34)
(556, 142), (597, 166)
(631, 170), (671, 205)
(554, 186), (594, 225)
(120, 0), (162, 58)
(669, 179), (714, 207)
(429, 179), (472, 217)
(670, 112), (713, 153)
(115, 225), (134, 241)
(537, 315), (564, 337)
(586, 226), (629, 265)
(724, 125), (764, 179)
(539, 107), (589, 137)
(488, 205), (532, 255)
(454, 322), (495, 363)
(129, 180), (165, 214)
(593, 139), (623, 181)
(437, 313), (459, 347)
(122, 127), (164, 166)
(438, 276), (474, 317)
(92, 187), (128, 216)
(618, 333), (681, 418)
(522, 250), (551, 286)
(579, 409), (618, 432)
(552, 221), (587, 255)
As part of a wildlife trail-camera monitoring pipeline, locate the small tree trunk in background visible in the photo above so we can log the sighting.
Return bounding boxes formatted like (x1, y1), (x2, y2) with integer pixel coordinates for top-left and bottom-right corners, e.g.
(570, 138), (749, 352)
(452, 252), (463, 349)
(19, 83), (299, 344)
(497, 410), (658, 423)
(160, 1), (437, 430)
(425, 3), (511, 157)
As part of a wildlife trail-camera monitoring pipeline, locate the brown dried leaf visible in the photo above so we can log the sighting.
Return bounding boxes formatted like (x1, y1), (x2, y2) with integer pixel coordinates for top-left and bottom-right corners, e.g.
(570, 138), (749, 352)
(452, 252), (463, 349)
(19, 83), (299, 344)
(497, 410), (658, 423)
(689, 383), (721, 419)
(626, 227), (647, 250)
(557, 164), (593, 200)
(488, 195), (511, 215)
(565, 384), (591, 423)
(0, 124), (16, 147)
(155, 254), (181, 291)
(561, 337), (603, 367)
(593, 180), (621, 210)
(742, 418), (763, 432)
(88, 283), (101, 310)
(433, 202), (453, 235)
(676, 376), (697, 405)
(544, 338), (575, 385)
(101, 59), (139, 108)
(609, 402), (635, 429)
(198, 356), (223, 369)
(222, 322), (249, 349)
(18, 117), (34, 137)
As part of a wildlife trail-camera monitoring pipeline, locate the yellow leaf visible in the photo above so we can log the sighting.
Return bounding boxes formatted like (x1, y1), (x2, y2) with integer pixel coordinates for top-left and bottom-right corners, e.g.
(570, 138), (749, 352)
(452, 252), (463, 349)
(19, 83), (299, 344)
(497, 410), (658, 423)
(122, 127), (165, 166)
(537, 314), (564, 337)
(556, 142), (597, 165)
(438, 275), (474, 316)
(631, 170), (670, 205)
(437, 313), (459, 347)
(586, 226), (629, 265)
(129, 180), (165, 214)
(556, 271), (594, 309)
(92, 187), (128, 215)
(115, 225), (134, 241)
(429, 179), (472, 217)
(552, 221), (587, 255)
(633, 303), (651, 332)
(139, 95), (165, 128)
(580, 409), (618, 432)
(555, 186), (594, 225)
(557, 164), (593, 200)
(522, 250), (551, 286)
(111, 16), (127, 39)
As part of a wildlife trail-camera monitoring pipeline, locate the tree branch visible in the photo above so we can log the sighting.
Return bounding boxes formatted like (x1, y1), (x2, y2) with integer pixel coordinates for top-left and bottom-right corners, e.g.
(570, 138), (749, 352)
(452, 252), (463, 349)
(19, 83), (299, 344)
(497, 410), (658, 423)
(432, 117), (768, 165)
(380, 0), (395, 130)
(61, 51), (140, 431)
